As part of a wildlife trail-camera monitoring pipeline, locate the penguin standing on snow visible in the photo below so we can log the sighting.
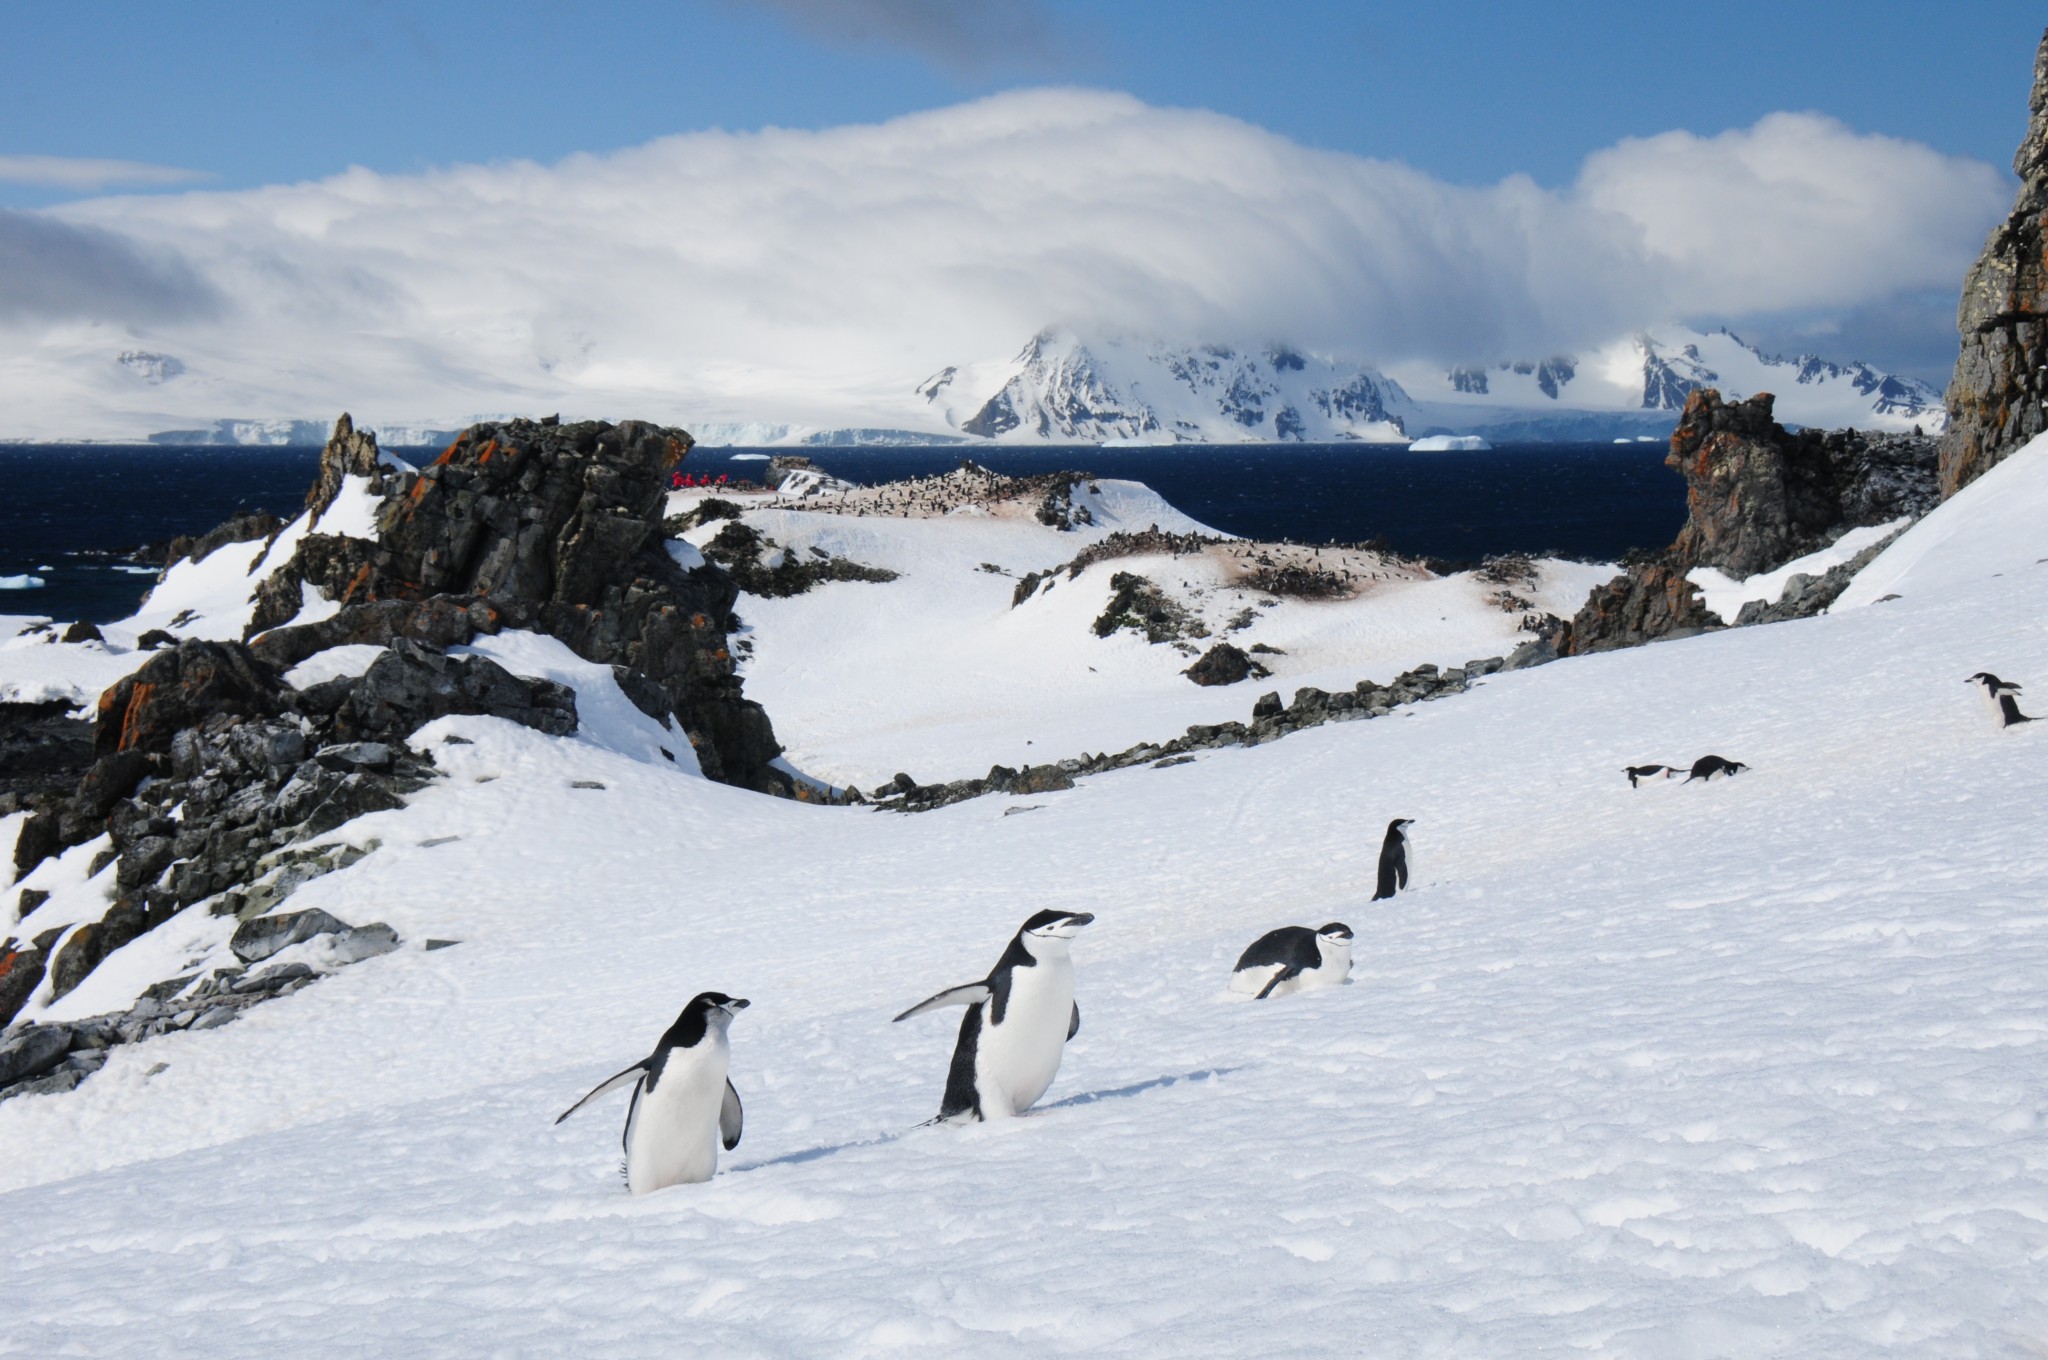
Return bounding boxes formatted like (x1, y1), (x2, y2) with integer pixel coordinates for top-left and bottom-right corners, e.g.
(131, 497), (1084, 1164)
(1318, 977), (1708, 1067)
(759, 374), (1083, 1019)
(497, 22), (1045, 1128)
(1968, 672), (2035, 728)
(1371, 818), (1413, 900)
(1624, 764), (1676, 788)
(1228, 922), (1353, 999)
(556, 992), (748, 1193)
(894, 910), (1093, 1122)
(1683, 755), (1748, 782)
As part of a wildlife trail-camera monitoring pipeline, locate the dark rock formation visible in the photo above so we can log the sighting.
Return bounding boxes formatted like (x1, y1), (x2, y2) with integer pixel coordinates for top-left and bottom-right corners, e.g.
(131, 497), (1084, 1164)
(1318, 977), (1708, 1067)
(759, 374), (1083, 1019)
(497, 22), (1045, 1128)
(244, 415), (783, 792)
(1557, 389), (1937, 655)
(0, 701), (94, 812)
(1095, 572), (1200, 643)
(147, 510), (287, 569)
(1667, 390), (1932, 577)
(872, 657), (1505, 813)
(1560, 561), (1718, 656)
(1184, 642), (1269, 687)
(4, 411), (801, 1027)
(1940, 29), (2048, 496)
(1, 905), (399, 1102)
(698, 520), (898, 598)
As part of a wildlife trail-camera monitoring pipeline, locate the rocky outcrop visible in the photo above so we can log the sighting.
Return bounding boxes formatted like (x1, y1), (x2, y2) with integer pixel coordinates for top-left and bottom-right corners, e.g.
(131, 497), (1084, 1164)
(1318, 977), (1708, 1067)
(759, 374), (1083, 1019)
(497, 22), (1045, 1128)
(0, 702), (94, 813)
(1183, 642), (1269, 687)
(1094, 572), (1202, 644)
(873, 658), (1502, 812)
(1940, 29), (2048, 496)
(1558, 389), (1937, 655)
(1666, 390), (1934, 577)
(697, 520), (899, 598)
(246, 415), (782, 791)
(0, 905), (401, 1103)
(5, 411), (795, 1041)
(1560, 561), (1718, 656)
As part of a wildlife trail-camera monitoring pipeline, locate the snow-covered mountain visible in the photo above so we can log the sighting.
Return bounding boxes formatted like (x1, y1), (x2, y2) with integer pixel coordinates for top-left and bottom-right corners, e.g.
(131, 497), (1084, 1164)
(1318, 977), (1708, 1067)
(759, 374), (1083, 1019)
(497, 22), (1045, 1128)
(916, 328), (1414, 444)
(1393, 326), (1946, 437)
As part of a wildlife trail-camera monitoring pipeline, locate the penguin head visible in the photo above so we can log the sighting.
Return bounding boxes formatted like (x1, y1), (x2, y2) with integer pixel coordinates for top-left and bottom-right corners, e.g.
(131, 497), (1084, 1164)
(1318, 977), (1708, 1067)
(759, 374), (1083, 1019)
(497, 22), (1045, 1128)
(1019, 910), (1094, 953)
(664, 992), (749, 1048)
(1316, 922), (1353, 943)
(1388, 818), (1413, 835)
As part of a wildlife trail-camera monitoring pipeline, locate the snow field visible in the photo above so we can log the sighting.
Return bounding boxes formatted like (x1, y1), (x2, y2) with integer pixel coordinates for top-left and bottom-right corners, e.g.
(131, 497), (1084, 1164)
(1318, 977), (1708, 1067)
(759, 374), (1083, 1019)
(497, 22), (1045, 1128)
(712, 496), (1608, 788)
(1, 530), (2045, 1353)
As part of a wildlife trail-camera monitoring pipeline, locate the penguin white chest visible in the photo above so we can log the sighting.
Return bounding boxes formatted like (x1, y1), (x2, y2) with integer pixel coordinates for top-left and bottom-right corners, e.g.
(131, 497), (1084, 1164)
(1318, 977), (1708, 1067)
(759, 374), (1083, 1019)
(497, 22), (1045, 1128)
(976, 957), (1073, 1117)
(624, 1038), (729, 1193)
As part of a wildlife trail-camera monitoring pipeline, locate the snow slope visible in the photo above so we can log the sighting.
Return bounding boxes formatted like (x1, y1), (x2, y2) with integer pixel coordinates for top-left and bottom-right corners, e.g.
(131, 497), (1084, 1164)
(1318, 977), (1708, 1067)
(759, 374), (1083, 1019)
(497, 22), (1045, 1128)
(1835, 432), (2048, 610)
(3, 460), (2047, 1356)
(682, 482), (1605, 788)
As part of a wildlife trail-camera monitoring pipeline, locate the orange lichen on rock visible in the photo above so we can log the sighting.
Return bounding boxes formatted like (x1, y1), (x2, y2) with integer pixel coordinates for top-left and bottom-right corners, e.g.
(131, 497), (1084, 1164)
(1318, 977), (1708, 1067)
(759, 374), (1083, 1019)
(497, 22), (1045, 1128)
(117, 682), (157, 751)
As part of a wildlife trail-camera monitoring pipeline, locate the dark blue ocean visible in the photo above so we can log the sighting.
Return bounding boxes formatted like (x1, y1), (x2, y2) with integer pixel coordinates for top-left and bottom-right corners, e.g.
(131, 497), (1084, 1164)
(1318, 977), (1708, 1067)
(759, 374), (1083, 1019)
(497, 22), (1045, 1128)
(0, 442), (1684, 624)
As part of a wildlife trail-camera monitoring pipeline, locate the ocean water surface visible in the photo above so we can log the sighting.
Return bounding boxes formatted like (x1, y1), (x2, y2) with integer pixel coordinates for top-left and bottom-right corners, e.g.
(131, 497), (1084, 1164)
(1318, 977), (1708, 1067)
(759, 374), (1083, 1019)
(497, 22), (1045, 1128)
(0, 442), (1684, 623)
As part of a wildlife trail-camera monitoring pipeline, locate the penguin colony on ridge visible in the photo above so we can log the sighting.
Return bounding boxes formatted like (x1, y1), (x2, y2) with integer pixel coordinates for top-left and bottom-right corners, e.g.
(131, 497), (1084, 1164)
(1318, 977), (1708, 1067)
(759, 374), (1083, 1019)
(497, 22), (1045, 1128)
(1229, 922), (1353, 999)
(1371, 818), (1413, 900)
(893, 909), (1095, 1122)
(1969, 672), (2035, 727)
(556, 992), (748, 1193)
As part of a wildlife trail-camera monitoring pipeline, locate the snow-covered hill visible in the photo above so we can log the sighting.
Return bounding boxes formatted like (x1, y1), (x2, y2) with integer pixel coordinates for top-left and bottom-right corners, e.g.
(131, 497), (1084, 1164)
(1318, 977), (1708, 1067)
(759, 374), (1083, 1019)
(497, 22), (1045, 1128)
(1395, 326), (1946, 437)
(3, 434), (2047, 1353)
(917, 327), (1414, 444)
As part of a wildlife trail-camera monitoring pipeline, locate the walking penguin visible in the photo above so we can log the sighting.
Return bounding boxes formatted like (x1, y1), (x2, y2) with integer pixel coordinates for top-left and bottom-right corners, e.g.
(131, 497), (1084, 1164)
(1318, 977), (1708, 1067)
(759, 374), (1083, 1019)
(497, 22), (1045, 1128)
(894, 910), (1094, 1122)
(555, 992), (748, 1194)
(1372, 818), (1413, 901)
(1968, 672), (2035, 728)
(1228, 922), (1353, 999)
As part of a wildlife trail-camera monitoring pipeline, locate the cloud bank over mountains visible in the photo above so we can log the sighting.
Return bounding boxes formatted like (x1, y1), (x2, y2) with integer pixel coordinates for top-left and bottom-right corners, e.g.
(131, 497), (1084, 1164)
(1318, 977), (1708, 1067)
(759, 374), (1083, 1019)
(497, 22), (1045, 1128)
(0, 88), (2011, 437)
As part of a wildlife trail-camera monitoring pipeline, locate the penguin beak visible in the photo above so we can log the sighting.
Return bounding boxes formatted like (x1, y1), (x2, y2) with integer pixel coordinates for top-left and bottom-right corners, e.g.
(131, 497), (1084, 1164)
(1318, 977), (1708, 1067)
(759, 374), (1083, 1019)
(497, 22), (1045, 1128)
(1066, 913), (1096, 928)
(723, 998), (750, 1014)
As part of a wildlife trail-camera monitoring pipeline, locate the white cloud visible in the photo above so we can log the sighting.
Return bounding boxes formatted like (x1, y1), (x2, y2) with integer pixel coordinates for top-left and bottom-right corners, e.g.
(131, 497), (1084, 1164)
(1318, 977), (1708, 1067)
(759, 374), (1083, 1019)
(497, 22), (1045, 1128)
(0, 89), (2011, 437)
(0, 155), (212, 190)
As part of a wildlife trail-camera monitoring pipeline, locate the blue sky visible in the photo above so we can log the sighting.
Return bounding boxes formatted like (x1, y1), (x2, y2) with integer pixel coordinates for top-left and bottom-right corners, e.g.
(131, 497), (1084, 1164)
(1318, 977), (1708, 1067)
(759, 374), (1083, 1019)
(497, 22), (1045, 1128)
(5, 0), (2039, 203)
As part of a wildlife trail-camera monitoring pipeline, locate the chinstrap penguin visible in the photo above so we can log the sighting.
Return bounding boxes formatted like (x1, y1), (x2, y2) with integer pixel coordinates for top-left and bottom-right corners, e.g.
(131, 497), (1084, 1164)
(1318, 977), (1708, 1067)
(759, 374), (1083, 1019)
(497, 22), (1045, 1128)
(1372, 818), (1413, 900)
(1968, 672), (2034, 727)
(1624, 764), (1676, 788)
(1683, 755), (1748, 782)
(556, 992), (748, 1193)
(894, 909), (1093, 1122)
(1228, 922), (1353, 999)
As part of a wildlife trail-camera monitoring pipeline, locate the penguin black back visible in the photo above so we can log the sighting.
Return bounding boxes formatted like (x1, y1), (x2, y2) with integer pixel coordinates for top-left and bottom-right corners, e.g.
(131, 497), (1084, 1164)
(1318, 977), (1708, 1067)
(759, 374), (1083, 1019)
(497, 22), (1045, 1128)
(1372, 818), (1412, 900)
(1683, 755), (1747, 782)
(1968, 673), (2034, 727)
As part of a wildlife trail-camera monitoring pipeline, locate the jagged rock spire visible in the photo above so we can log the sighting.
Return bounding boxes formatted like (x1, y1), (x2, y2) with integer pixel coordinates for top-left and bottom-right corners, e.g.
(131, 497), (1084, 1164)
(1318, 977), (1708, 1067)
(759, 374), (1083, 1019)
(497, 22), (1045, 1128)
(1939, 28), (2048, 496)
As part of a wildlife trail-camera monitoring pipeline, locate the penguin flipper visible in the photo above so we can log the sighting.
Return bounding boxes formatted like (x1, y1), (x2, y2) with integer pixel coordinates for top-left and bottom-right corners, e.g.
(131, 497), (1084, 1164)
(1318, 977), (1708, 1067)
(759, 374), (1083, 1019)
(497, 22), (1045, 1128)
(1068, 1002), (1080, 1040)
(893, 982), (992, 1022)
(1255, 966), (1302, 1000)
(555, 1061), (648, 1124)
(720, 1078), (744, 1151)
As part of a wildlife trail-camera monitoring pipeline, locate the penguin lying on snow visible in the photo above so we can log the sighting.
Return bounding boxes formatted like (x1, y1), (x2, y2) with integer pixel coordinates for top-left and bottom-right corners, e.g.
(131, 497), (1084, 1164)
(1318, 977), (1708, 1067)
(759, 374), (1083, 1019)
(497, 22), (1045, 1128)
(1683, 755), (1748, 782)
(557, 992), (747, 1193)
(1371, 818), (1413, 900)
(894, 910), (1093, 1122)
(1229, 922), (1352, 999)
(1968, 672), (2035, 728)
(1624, 764), (1676, 788)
